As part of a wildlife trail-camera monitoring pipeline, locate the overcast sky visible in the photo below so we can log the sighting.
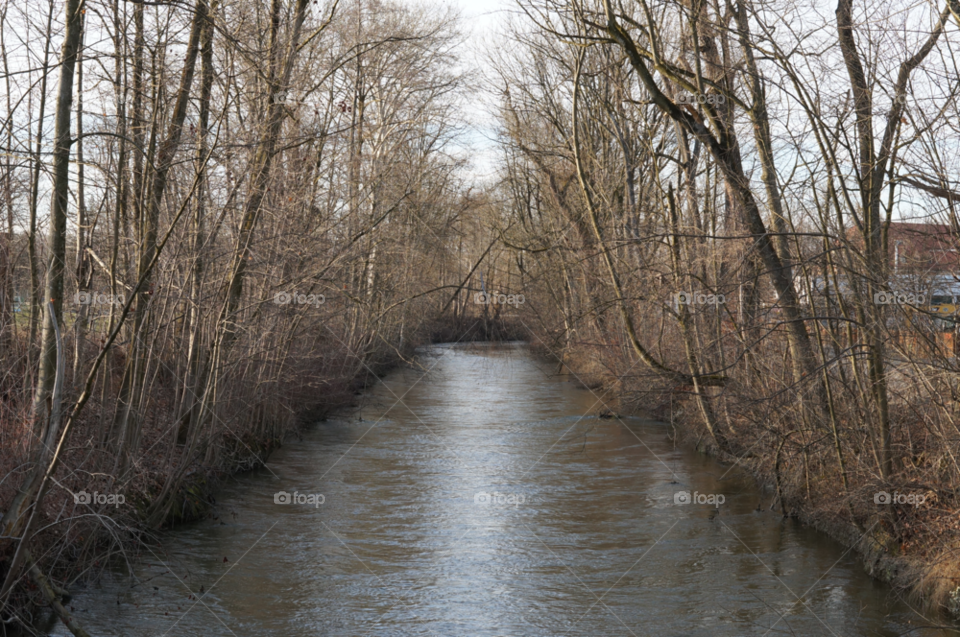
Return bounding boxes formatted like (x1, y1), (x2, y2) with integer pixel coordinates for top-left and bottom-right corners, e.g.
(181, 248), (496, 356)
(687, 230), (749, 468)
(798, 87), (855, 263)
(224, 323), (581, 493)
(447, 0), (514, 183)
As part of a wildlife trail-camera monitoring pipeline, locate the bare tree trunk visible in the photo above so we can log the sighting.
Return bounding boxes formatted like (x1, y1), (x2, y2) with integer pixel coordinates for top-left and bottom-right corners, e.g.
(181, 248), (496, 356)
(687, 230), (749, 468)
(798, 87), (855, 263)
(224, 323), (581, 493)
(571, 50), (704, 386)
(179, 0), (216, 442)
(835, 0), (947, 478)
(212, 0), (329, 350)
(31, 0), (85, 437)
(26, 0), (56, 373)
(113, 0), (209, 475)
(72, 10), (90, 383)
(0, 5), (13, 351)
(601, 0), (821, 406)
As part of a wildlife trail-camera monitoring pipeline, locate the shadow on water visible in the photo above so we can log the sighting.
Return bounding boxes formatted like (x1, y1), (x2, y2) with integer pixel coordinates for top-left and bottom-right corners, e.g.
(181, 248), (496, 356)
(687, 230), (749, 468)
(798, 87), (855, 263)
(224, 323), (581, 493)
(46, 343), (960, 636)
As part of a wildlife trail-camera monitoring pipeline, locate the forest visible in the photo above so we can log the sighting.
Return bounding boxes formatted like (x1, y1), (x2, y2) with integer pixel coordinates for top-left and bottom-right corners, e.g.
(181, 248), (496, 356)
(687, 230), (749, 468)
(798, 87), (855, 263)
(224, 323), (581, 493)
(2, 0), (960, 633)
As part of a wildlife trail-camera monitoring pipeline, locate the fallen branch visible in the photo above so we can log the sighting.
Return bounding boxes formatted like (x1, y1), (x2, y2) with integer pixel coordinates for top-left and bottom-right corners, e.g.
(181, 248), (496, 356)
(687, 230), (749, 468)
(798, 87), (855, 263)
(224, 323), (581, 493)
(24, 549), (90, 637)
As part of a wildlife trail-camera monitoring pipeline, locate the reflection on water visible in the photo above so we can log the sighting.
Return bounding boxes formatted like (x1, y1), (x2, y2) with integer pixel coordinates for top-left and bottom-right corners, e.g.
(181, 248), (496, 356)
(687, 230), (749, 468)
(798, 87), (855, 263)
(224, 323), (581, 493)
(50, 343), (956, 636)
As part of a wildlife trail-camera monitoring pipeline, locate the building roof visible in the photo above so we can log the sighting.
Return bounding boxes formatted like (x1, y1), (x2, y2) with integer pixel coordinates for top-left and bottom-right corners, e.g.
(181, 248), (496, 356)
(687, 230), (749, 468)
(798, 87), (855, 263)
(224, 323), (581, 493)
(845, 222), (959, 274)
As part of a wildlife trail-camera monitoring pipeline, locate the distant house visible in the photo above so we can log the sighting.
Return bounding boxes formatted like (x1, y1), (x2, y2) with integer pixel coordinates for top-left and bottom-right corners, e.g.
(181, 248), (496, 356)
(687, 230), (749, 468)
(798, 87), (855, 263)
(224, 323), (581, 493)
(884, 222), (959, 276)
(799, 222), (960, 316)
(883, 224), (960, 317)
(836, 222), (960, 274)
(796, 224), (960, 355)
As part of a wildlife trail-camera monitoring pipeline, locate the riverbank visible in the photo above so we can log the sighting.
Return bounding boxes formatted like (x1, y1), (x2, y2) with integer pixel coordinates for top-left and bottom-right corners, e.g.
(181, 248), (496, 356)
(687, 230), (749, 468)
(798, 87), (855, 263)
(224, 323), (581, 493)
(0, 313), (521, 635)
(532, 338), (960, 627)
(0, 336), (402, 634)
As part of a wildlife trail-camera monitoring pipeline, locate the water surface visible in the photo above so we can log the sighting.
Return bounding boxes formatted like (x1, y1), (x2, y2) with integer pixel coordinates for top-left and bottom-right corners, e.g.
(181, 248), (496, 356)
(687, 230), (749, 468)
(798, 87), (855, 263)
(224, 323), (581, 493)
(51, 343), (956, 636)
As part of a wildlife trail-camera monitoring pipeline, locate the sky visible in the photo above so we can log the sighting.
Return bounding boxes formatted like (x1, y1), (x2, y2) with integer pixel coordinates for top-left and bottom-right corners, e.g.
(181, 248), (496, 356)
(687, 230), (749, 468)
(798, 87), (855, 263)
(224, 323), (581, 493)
(446, 0), (515, 183)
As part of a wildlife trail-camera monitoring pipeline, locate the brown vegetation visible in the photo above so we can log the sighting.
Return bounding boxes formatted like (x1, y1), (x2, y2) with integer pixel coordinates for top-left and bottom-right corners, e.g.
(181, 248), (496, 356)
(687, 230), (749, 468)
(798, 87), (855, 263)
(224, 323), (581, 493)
(485, 0), (960, 622)
(0, 0), (512, 632)
(5, 0), (960, 632)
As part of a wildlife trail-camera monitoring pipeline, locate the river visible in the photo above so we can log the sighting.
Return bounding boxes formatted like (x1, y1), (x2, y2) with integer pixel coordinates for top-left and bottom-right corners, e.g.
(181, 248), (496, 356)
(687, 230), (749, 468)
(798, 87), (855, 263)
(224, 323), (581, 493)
(49, 343), (956, 636)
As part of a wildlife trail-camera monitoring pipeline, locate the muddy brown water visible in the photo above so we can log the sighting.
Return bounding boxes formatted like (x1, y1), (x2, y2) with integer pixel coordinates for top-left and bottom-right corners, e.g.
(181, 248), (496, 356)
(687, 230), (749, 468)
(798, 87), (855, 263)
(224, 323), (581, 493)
(47, 343), (958, 636)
